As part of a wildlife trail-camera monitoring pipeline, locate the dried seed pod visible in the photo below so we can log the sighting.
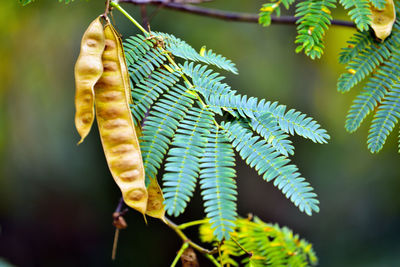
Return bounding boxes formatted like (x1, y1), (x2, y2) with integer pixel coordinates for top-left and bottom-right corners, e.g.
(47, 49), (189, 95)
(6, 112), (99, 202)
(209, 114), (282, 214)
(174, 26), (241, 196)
(74, 16), (105, 144)
(145, 177), (166, 220)
(106, 24), (134, 105)
(95, 23), (148, 214)
(370, 0), (396, 41)
(116, 30), (134, 106)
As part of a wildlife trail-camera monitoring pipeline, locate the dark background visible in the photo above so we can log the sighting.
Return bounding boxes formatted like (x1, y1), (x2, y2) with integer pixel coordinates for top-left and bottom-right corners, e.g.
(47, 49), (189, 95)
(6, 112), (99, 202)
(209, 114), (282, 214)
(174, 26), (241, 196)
(1, 0), (400, 266)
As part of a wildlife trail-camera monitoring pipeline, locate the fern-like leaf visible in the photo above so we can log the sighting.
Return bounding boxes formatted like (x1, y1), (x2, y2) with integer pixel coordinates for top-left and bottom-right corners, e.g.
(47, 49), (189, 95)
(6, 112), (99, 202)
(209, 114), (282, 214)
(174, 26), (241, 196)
(259, 0), (296, 26)
(140, 85), (195, 183)
(163, 107), (214, 216)
(222, 120), (319, 215)
(337, 43), (392, 92)
(218, 238), (240, 266)
(251, 226), (288, 265)
(127, 45), (167, 84)
(345, 53), (400, 132)
(185, 63), (329, 144)
(200, 127), (237, 240)
(124, 34), (154, 64)
(130, 65), (181, 123)
(370, 0), (387, 9)
(339, 0), (372, 31)
(121, 31), (328, 231)
(337, 12), (400, 152)
(337, 21), (400, 93)
(200, 217), (318, 266)
(250, 113), (295, 156)
(367, 85), (400, 153)
(155, 32), (238, 74)
(295, 0), (336, 59)
(277, 106), (330, 143)
(209, 94), (330, 143)
(339, 32), (372, 64)
(181, 62), (236, 100)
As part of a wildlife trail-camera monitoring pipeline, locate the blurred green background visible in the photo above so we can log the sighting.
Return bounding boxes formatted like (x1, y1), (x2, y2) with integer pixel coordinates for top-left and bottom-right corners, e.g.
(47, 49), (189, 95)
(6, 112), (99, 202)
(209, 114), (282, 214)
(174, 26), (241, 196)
(1, 0), (400, 266)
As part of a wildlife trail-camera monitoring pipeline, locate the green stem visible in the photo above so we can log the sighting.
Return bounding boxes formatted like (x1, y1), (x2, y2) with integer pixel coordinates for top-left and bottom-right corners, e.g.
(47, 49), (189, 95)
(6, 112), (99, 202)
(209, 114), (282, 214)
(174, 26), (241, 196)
(178, 219), (209, 230)
(163, 54), (209, 110)
(218, 242), (223, 266)
(164, 217), (218, 255)
(205, 254), (222, 267)
(171, 242), (189, 267)
(112, 0), (221, 129)
(110, 1), (149, 35)
(231, 237), (252, 258)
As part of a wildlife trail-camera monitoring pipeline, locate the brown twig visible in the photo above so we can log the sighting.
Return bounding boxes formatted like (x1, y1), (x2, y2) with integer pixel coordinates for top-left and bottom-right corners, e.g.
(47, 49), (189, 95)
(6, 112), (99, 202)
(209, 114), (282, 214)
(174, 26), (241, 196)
(111, 228), (120, 260)
(118, 0), (356, 28)
(103, 0), (111, 18)
(140, 4), (151, 32)
(110, 197), (217, 257)
(111, 198), (128, 260)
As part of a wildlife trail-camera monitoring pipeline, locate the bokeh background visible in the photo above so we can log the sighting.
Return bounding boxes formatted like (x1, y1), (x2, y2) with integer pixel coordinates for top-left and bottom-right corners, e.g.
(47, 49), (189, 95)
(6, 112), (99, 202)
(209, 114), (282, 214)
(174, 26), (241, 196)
(1, 0), (400, 266)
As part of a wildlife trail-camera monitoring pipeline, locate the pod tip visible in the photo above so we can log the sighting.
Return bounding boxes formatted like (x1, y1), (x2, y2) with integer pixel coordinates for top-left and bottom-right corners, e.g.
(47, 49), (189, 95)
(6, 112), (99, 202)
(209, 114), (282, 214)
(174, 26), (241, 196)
(77, 138), (84, 145)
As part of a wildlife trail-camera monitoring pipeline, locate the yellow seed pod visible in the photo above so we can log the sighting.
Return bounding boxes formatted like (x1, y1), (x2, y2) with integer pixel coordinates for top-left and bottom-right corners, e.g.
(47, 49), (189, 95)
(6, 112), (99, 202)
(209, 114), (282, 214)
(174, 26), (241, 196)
(370, 0), (396, 41)
(145, 177), (166, 220)
(74, 16), (105, 144)
(94, 23), (148, 214)
(108, 24), (134, 105)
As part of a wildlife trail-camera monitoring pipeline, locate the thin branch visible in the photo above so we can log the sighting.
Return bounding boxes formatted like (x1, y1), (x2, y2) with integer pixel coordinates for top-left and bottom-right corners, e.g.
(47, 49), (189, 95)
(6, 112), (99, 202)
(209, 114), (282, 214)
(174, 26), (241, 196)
(110, 197), (217, 260)
(164, 217), (218, 255)
(110, 201), (218, 264)
(118, 0), (356, 28)
(111, 198), (128, 260)
(178, 219), (209, 230)
(231, 237), (253, 258)
(217, 242), (223, 266)
(140, 4), (151, 32)
(111, 228), (120, 260)
(171, 242), (190, 267)
(115, 197), (124, 213)
(103, 0), (111, 18)
(204, 254), (221, 267)
(111, 1), (149, 34)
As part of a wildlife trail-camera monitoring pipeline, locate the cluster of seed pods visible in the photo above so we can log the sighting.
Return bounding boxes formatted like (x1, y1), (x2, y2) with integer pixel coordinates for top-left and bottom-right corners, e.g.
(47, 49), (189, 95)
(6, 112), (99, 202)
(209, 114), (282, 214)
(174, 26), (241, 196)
(74, 16), (165, 219)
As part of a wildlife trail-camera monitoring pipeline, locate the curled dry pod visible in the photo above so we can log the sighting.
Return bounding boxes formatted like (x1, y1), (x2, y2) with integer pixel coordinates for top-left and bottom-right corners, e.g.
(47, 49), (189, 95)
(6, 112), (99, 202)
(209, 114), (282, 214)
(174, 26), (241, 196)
(370, 0), (396, 41)
(116, 28), (134, 105)
(74, 16), (105, 144)
(146, 177), (166, 220)
(107, 24), (134, 105)
(135, 124), (166, 220)
(95, 23), (148, 214)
